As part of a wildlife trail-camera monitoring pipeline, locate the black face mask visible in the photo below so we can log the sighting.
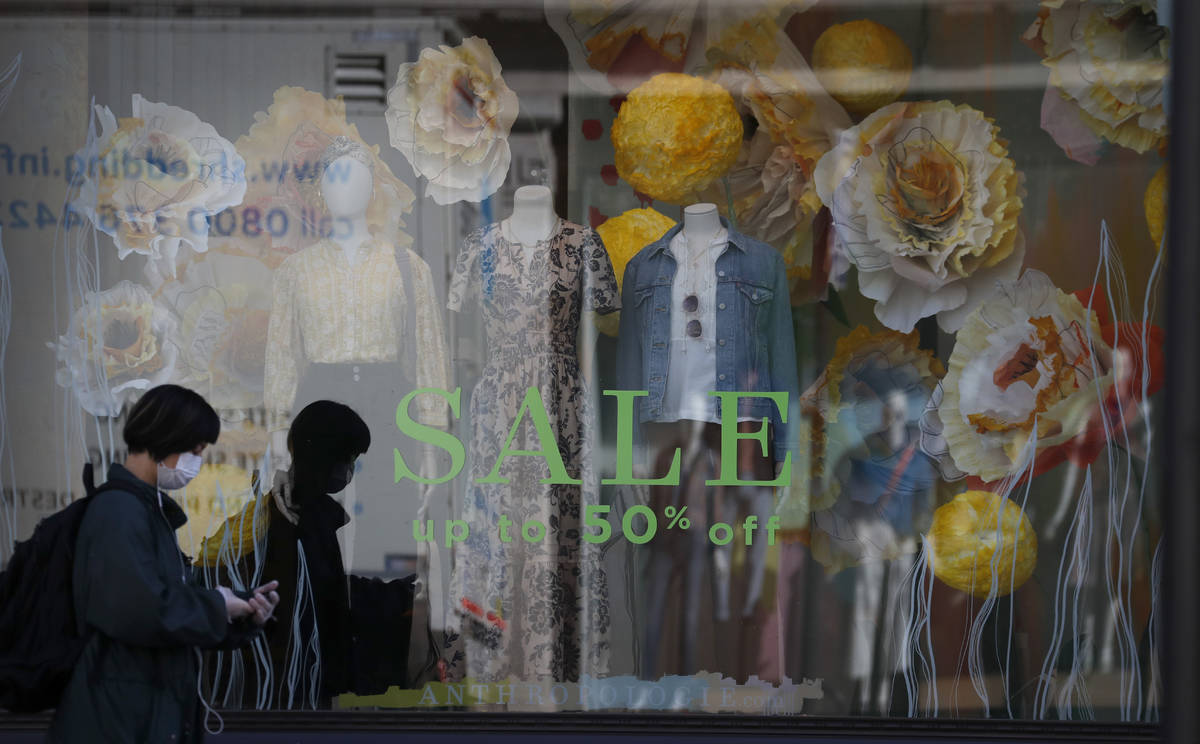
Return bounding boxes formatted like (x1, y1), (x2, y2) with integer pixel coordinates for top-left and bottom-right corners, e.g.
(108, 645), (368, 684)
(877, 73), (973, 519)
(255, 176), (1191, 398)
(325, 458), (360, 495)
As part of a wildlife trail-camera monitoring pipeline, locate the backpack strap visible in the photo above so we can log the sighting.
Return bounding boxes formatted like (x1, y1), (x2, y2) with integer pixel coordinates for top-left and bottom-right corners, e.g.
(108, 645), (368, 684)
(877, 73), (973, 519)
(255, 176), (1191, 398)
(82, 462), (97, 499)
(81, 462), (124, 501)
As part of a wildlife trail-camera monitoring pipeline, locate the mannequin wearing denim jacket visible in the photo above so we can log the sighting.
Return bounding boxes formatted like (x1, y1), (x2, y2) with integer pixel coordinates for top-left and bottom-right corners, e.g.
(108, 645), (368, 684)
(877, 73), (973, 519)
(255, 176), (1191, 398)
(615, 207), (801, 680)
(615, 213), (800, 459)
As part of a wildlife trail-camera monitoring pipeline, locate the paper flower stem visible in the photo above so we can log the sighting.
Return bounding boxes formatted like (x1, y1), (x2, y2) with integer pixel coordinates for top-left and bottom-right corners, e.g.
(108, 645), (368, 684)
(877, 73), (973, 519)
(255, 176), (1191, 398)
(723, 175), (738, 231)
(821, 286), (850, 327)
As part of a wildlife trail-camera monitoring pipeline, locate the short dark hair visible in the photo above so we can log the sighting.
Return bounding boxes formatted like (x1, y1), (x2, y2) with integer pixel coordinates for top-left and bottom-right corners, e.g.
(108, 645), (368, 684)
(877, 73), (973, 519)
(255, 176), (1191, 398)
(286, 400), (370, 506)
(123, 384), (221, 461)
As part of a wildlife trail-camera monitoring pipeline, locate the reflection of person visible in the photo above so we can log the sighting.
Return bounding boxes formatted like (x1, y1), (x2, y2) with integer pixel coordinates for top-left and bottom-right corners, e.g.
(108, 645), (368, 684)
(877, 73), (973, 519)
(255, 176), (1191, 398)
(48, 385), (279, 744)
(200, 400), (417, 710)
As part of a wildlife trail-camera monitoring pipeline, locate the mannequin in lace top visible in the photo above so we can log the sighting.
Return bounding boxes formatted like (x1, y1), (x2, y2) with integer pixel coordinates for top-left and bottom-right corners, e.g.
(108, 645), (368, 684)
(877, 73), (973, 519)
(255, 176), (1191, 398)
(263, 136), (450, 573)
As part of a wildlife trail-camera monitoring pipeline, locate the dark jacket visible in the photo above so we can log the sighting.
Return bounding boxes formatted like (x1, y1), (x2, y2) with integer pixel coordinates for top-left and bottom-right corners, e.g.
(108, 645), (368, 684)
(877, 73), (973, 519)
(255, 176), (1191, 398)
(47, 464), (260, 744)
(203, 488), (414, 710)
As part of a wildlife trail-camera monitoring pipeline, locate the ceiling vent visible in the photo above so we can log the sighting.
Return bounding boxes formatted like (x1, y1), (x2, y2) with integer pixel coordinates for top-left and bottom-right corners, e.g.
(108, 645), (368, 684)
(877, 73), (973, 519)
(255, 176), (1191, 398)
(331, 53), (387, 106)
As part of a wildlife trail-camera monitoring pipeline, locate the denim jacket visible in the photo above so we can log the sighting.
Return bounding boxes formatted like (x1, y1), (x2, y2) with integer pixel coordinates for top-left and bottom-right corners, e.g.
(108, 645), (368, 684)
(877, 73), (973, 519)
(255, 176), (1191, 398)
(615, 218), (800, 464)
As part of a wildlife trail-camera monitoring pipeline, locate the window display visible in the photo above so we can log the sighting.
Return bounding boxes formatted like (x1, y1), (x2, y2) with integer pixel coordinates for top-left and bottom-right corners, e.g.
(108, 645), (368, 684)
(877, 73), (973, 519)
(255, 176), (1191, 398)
(0, 0), (1178, 737)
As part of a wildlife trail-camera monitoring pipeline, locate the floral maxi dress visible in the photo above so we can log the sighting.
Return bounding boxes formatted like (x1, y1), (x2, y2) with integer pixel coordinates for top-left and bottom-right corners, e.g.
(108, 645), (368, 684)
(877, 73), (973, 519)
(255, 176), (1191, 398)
(444, 218), (620, 684)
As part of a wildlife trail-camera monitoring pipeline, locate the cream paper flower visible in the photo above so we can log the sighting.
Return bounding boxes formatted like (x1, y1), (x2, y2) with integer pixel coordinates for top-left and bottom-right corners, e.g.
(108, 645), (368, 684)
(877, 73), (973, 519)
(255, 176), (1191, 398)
(72, 95), (246, 279)
(546, 0), (817, 92)
(217, 86), (415, 270)
(929, 270), (1113, 482)
(385, 37), (518, 205)
(1025, 0), (1168, 156)
(814, 100), (1025, 333)
(694, 30), (851, 290)
(50, 280), (179, 417)
(156, 254), (274, 411)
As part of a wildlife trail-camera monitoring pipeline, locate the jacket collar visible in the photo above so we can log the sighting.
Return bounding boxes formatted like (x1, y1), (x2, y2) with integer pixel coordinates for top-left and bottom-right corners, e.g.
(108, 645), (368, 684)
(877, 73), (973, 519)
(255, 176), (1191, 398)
(270, 469), (351, 531)
(106, 462), (189, 529)
(646, 215), (753, 258)
(307, 492), (351, 531)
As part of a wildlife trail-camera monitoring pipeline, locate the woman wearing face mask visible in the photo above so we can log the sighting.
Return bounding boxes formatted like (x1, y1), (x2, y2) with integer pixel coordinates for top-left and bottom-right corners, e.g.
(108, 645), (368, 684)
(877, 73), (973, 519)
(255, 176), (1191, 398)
(48, 384), (280, 744)
(199, 400), (418, 709)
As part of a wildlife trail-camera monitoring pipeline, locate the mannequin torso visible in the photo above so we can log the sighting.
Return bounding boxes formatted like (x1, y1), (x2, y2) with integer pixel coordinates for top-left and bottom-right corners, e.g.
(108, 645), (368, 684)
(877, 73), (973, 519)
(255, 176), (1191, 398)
(322, 155), (374, 265)
(503, 185), (558, 256)
(680, 203), (722, 253)
(665, 203), (727, 424)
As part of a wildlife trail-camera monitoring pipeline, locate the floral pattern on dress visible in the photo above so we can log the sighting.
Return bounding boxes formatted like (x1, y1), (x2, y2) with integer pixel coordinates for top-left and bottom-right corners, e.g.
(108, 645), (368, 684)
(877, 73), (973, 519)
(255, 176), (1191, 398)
(444, 219), (619, 685)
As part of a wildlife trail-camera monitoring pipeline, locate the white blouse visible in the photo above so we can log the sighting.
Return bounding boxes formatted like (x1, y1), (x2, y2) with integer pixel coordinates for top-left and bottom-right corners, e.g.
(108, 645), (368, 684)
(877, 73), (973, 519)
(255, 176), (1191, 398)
(662, 227), (728, 424)
(263, 237), (450, 427)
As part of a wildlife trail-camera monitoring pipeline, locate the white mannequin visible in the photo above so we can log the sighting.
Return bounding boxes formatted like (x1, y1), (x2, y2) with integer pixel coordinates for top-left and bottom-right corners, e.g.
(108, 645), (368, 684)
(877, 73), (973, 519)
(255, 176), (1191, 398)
(681, 202), (722, 249)
(270, 154), (440, 484)
(322, 155), (373, 266)
(641, 202), (792, 678)
(503, 185), (558, 254)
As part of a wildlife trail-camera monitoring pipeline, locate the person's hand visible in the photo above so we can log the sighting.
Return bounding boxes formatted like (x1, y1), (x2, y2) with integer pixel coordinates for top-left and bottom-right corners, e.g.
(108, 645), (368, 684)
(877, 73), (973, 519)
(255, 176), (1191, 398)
(247, 580), (280, 626)
(216, 586), (253, 621)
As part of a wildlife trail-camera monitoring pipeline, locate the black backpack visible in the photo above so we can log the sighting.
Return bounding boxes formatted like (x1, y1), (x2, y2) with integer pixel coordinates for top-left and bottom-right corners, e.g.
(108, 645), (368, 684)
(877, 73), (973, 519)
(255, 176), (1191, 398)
(0, 463), (116, 712)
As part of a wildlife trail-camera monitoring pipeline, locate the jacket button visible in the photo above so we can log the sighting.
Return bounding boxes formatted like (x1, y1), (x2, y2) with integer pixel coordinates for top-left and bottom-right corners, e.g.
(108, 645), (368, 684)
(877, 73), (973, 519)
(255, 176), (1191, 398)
(718, 339), (726, 346)
(718, 303), (726, 310)
(719, 374), (726, 381)
(718, 270), (726, 277)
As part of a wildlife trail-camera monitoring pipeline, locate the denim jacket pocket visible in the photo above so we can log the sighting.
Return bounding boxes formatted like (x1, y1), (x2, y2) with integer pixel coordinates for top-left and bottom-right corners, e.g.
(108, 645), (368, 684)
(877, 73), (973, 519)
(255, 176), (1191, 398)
(735, 281), (774, 387)
(737, 281), (773, 334)
(631, 285), (660, 374)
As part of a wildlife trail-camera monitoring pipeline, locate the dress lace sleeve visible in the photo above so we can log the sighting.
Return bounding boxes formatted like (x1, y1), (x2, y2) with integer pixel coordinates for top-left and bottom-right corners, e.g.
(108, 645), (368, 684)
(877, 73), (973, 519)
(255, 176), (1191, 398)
(409, 251), (452, 427)
(446, 231), (480, 312)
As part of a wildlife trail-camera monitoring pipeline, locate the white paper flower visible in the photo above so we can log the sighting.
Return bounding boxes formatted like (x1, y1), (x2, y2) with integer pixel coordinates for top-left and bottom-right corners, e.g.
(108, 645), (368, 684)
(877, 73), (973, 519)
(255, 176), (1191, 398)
(814, 100), (1025, 333)
(50, 280), (179, 417)
(385, 36), (518, 205)
(72, 95), (247, 279)
(1025, 0), (1168, 156)
(156, 254), (274, 411)
(931, 270), (1110, 482)
(545, 0), (817, 93)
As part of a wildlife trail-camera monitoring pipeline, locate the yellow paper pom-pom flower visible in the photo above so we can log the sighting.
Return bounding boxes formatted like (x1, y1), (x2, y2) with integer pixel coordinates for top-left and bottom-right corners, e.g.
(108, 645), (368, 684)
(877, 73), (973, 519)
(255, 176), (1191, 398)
(168, 463), (256, 556)
(597, 207), (677, 291)
(812, 20), (913, 116)
(611, 73), (743, 203)
(1145, 164), (1167, 252)
(594, 207), (677, 336)
(927, 490), (1037, 598)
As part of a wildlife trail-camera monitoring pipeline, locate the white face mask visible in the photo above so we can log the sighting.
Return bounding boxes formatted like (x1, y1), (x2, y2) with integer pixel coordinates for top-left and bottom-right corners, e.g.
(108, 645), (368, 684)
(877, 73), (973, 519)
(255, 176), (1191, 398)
(157, 452), (204, 491)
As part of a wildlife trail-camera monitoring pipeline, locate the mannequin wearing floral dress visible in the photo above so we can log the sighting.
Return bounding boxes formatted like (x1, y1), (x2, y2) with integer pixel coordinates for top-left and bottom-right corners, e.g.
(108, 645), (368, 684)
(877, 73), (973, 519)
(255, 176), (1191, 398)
(444, 186), (620, 685)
